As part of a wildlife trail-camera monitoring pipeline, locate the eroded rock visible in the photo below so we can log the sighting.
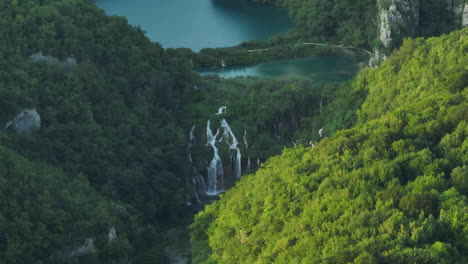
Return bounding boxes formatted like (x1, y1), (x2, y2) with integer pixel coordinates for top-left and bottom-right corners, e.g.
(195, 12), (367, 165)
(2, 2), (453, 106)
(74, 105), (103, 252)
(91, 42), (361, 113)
(5, 109), (41, 133)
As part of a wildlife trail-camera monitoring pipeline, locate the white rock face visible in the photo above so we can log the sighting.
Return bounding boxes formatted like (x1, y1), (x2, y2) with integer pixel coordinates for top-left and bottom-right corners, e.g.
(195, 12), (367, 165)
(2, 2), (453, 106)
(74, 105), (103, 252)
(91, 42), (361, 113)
(5, 109), (41, 133)
(445, 0), (468, 26)
(318, 127), (324, 138)
(70, 238), (96, 257)
(369, 49), (387, 67)
(373, 0), (419, 66)
(108, 227), (117, 243)
(379, 0), (419, 48)
(30, 51), (77, 67)
(463, 3), (468, 26)
(379, 3), (401, 47)
(30, 52), (59, 63)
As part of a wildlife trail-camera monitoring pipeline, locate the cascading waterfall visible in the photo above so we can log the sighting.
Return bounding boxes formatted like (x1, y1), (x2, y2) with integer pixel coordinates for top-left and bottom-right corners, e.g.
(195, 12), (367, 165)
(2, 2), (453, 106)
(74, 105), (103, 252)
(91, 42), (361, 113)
(189, 125), (196, 145)
(220, 119), (242, 179)
(188, 125), (196, 163)
(206, 120), (224, 195)
(243, 129), (251, 170)
(205, 106), (244, 195)
(319, 97), (323, 113)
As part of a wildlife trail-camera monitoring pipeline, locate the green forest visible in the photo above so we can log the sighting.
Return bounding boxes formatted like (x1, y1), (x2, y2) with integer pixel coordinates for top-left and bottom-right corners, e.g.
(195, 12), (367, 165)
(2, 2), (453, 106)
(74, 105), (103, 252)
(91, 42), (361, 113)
(192, 29), (468, 264)
(0, 0), (466, 263)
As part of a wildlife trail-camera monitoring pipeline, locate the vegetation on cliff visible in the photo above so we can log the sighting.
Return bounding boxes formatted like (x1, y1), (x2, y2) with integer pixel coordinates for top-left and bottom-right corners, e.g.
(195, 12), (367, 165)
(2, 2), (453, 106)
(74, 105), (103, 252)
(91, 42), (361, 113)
(192, 28), (468, 264)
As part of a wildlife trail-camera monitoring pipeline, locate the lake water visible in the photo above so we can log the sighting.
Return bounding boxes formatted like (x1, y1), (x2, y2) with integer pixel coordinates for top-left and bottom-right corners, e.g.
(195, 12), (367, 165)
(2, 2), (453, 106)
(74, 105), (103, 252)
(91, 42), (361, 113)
(96, 0), (293, 51)
(198, 55), (366, 82)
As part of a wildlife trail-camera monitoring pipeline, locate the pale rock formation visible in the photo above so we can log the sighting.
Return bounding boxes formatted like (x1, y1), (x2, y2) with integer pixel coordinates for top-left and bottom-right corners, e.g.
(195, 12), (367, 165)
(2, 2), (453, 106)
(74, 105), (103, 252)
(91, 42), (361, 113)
(5, 109), (41, 133)
(108, 227), (117, 243)
(70, 238), (96, 257)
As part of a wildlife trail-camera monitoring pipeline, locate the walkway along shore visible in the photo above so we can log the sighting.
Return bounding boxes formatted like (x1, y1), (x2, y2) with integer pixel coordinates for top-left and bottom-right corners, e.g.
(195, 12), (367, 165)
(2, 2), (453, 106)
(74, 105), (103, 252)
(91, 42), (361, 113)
(246, 42), (373, 56)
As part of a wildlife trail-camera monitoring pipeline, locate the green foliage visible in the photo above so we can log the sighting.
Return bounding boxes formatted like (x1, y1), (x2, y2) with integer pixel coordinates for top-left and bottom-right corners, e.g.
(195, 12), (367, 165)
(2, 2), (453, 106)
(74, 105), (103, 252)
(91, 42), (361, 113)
(0, 0), (197, 262)
(0, 145), (120, 263)
(192, 29), (468, 263)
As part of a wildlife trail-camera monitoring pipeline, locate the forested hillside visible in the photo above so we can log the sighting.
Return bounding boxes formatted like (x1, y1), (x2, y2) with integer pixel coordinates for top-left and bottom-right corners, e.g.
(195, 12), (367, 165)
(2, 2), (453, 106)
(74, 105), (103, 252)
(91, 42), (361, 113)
(1, 0), (467, 263)
(0, 0), (346, 262)
(0, 0), (198, 262)
(192, 28), (468, 264)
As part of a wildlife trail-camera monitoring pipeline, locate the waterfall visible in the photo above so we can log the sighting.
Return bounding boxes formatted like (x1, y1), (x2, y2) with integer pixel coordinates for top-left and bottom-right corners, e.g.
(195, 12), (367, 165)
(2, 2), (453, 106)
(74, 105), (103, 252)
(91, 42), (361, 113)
(244, 129), (251, 170)
(189, 125), (196, 145)
(319, 97), (323, 113)
(243, 128), (248, 148)
(194, 191), (200, 203)
(220, 118), (242, 179)
(203, 107), (244, 195)
(188, 125), (197, 163)
(273, 122), (280, 141)
(206, 120), (224, 195)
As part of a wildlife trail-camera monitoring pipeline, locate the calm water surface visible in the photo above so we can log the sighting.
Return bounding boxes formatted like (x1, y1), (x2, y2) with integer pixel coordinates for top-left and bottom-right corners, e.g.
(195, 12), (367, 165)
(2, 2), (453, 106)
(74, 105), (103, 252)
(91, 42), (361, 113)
(199, 55), (366, 82)
(96, 0), (293, 51)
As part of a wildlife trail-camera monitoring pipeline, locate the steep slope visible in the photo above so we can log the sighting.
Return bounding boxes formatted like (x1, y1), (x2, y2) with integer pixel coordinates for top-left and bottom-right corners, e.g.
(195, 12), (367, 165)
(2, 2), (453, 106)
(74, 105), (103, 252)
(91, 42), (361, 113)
(192, 29), (468, 264)
(0, 0), (196, 262)
(250, 0), (466, 65)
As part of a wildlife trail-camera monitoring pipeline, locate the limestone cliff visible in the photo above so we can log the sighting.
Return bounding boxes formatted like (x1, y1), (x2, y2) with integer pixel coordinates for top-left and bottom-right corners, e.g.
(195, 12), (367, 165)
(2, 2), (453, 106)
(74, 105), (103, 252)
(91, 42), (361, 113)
(371, 0), (419, 66)
(372, 0), (466, 66)
(446, 0), (467, 25)
(462, 3), (468, 26)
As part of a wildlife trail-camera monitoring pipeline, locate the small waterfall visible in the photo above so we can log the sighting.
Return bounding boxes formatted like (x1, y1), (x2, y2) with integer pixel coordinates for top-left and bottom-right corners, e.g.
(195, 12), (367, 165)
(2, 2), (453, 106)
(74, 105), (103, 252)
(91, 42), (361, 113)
(243, 129), (248, 148)
(194, 191), (200, 203)
(319, 98), (323, 113)
(189, 125), (196, 145)
(206, 120), (224, 195)
(319, 127), (324, 138)
(221, 118), (242, 179)
(273, 122), (280, 141)
(244, 129), (251, 170)
(198, 174), (207, 190)
(188, 125), (196, 163)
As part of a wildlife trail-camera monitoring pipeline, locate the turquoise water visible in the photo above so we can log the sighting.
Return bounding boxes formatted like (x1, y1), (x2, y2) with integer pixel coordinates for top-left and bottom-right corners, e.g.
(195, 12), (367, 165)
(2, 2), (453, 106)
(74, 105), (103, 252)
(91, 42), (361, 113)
(198, 55), (366, 82)
(96, 0), (293, 51)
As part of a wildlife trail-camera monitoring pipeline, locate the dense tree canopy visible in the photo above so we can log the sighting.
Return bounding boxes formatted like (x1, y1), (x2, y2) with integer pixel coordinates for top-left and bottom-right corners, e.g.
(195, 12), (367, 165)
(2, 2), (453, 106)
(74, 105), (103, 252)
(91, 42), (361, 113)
(192, 28), (468, 264)
(0, 0), (197, 261)
(1, 0), (466, 263)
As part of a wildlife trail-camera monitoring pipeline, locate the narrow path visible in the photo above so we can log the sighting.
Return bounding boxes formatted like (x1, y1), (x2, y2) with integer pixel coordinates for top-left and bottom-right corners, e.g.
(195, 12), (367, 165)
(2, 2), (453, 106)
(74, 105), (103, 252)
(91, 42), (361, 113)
(246, 42), (373, 56)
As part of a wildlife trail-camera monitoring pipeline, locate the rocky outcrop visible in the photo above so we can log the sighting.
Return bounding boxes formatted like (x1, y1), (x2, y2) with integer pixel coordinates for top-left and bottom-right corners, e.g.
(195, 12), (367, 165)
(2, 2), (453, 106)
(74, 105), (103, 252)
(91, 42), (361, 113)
(369, 49), (387, 67)
(446, 0), (467, 25)
(378, 0), (419, 48)
(108, 227), (117, 243)
(5, 109), (41, 133)
(372, 0), (419, 66)
(463, 3), (468, 26)
(70, 238), (96, 257)
(374, 0), (466, 66)
(30, 51), (77, 67)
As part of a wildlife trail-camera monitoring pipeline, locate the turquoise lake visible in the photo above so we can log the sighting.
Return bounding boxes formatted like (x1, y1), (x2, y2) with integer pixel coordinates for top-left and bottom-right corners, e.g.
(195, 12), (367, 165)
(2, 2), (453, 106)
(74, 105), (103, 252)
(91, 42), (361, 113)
(96, 0), (293, 51)
(96, 0), (367, 80)
(199, 55), (367, 82)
